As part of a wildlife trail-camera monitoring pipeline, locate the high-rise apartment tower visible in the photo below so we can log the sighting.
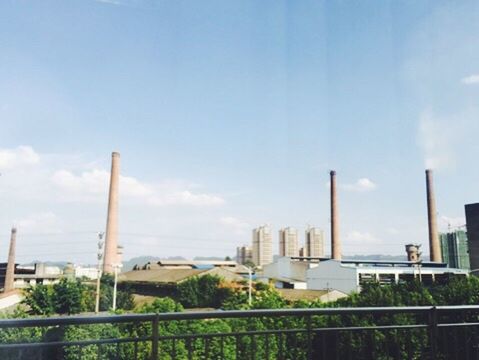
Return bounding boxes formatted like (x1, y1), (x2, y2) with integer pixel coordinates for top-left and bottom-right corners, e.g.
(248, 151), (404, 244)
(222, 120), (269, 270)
(466, 203), (479, 272)
(236, 246), (253, 265)
(440, 230), (470, 270)
(305, 227), (324, 257)
(279, 227), (299, 257)
(252, 225), (273, 267)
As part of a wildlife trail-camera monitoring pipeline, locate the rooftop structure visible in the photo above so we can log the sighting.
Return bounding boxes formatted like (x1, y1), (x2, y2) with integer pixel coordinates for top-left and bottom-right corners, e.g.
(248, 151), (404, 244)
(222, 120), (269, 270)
(405, 244), (421, 262)
(119, 267), (244, 297)
(133, 260), (239, 270)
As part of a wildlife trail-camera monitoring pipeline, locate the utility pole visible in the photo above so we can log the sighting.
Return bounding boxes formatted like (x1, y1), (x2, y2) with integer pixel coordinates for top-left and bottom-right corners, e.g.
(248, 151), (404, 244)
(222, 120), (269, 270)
(95, 232), (104, 314)
(247, 266), (253, 306)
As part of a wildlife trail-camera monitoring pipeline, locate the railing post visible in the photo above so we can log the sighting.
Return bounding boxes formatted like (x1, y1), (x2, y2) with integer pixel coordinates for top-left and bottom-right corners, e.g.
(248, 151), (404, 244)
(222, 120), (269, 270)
(307, 315), (313, 360)
(428, 306), (438, 359)
(151, 314), (159, 360)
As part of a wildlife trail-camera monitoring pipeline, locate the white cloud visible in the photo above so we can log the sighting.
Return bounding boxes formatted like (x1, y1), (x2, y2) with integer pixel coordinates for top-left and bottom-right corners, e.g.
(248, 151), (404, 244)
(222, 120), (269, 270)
(219, 216), (250, 234)
(343, 178), (377, 192)
(461, 74), (479, 85)
(326, 178), (377, 192)
(346, 231), (382, 245)
(0, 145), (227, 262)
(52, 169), (107, 194)
(52, 168), (224, 207)
(386, 227), (400, 235)
(149, 190), (225, 207)
(418, 110), (456, 170)
(52, 169), (154, 198)
(439, 216), (466, 231)
(0, 146), (40, 170)
(94, 0), (122, 5)
(14, 212), (61, 233)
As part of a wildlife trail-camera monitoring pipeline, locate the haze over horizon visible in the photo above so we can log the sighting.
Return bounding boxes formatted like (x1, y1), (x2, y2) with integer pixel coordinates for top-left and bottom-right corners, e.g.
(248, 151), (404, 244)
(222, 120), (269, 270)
(1, 0), (479, 264)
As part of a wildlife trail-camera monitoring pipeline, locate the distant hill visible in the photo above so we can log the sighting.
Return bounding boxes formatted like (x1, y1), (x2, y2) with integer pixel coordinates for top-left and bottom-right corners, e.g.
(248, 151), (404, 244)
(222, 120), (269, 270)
(193, 256), (229, 261)
(22, 260), (70, 268)
(344, 254), (407, 261)
(23, 254), (411, 273)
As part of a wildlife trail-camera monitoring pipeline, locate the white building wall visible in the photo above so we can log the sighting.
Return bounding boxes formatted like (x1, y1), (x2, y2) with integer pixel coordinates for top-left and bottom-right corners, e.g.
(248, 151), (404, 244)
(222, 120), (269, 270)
(307, 260), (358, 294)
(262, 257), (309, 282)
(75, 266), (99, 280)
(0, 293), (23, 310)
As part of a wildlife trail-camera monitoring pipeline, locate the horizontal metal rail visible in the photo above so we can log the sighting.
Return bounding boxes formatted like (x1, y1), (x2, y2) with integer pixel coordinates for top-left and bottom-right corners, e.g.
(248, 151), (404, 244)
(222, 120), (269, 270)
(2, 305), (471, 328)
(0, 336), (152, 350)
(0, 306), (479, 359)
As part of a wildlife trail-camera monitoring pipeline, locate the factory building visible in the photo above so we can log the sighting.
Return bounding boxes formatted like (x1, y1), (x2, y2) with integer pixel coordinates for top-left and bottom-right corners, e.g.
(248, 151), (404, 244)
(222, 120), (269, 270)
(0, 263), (62, 290)
(306, 259), (468, 294)
(260, 257), (314, 289)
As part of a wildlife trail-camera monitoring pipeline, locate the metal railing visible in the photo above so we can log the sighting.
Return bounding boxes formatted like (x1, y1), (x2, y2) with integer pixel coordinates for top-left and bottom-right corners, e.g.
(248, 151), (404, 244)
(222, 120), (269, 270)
(1, 305), (479, 359)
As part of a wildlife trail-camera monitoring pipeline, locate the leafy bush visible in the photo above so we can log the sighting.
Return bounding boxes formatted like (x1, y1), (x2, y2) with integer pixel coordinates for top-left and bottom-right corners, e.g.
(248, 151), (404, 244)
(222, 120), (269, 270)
(22, 284), (55, 315)
(177, 274), (233, 308)
(22, 276), (135, 315)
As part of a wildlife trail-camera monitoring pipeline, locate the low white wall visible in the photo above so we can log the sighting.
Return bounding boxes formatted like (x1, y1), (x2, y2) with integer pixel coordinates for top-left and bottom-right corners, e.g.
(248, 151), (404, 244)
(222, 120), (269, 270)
(0, 293), (23, 311)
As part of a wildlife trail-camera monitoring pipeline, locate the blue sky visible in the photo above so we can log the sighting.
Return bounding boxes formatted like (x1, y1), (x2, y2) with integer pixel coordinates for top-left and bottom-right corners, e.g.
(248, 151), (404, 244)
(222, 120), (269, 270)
(1, 0), (479, 263)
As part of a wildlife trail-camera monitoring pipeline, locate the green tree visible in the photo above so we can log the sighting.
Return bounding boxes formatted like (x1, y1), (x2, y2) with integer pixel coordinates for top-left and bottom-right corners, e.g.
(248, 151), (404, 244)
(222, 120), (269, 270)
(432, 276), (479, 305)
(177, 274), (233, 308)
(137, 297), (184, 314)
(52, 278), (86, 315)
(22, 283), (55, 315)
(243, 260), (256, 270)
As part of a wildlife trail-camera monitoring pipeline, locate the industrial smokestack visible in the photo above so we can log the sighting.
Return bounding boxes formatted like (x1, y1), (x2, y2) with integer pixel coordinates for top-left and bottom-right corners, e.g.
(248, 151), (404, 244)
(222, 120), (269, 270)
(330, 170), (341, 260)
(4, 227), (17, 293)
(103, 152), (120, 274)
(426, 169), (442, 262)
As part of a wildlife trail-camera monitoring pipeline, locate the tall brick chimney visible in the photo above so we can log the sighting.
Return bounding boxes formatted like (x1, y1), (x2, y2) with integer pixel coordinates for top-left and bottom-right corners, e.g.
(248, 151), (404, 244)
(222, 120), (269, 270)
(103, 152), (120, 273)
(426, 169), (442, 262)
(4, 227), (17, 292)
(330, 170), (341, 260)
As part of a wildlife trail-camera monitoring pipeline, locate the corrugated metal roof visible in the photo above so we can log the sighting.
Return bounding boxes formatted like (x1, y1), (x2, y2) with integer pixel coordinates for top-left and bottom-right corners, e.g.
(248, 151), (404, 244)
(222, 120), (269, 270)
(120, 267), (245, 284)
(120, 269), (206, 283)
